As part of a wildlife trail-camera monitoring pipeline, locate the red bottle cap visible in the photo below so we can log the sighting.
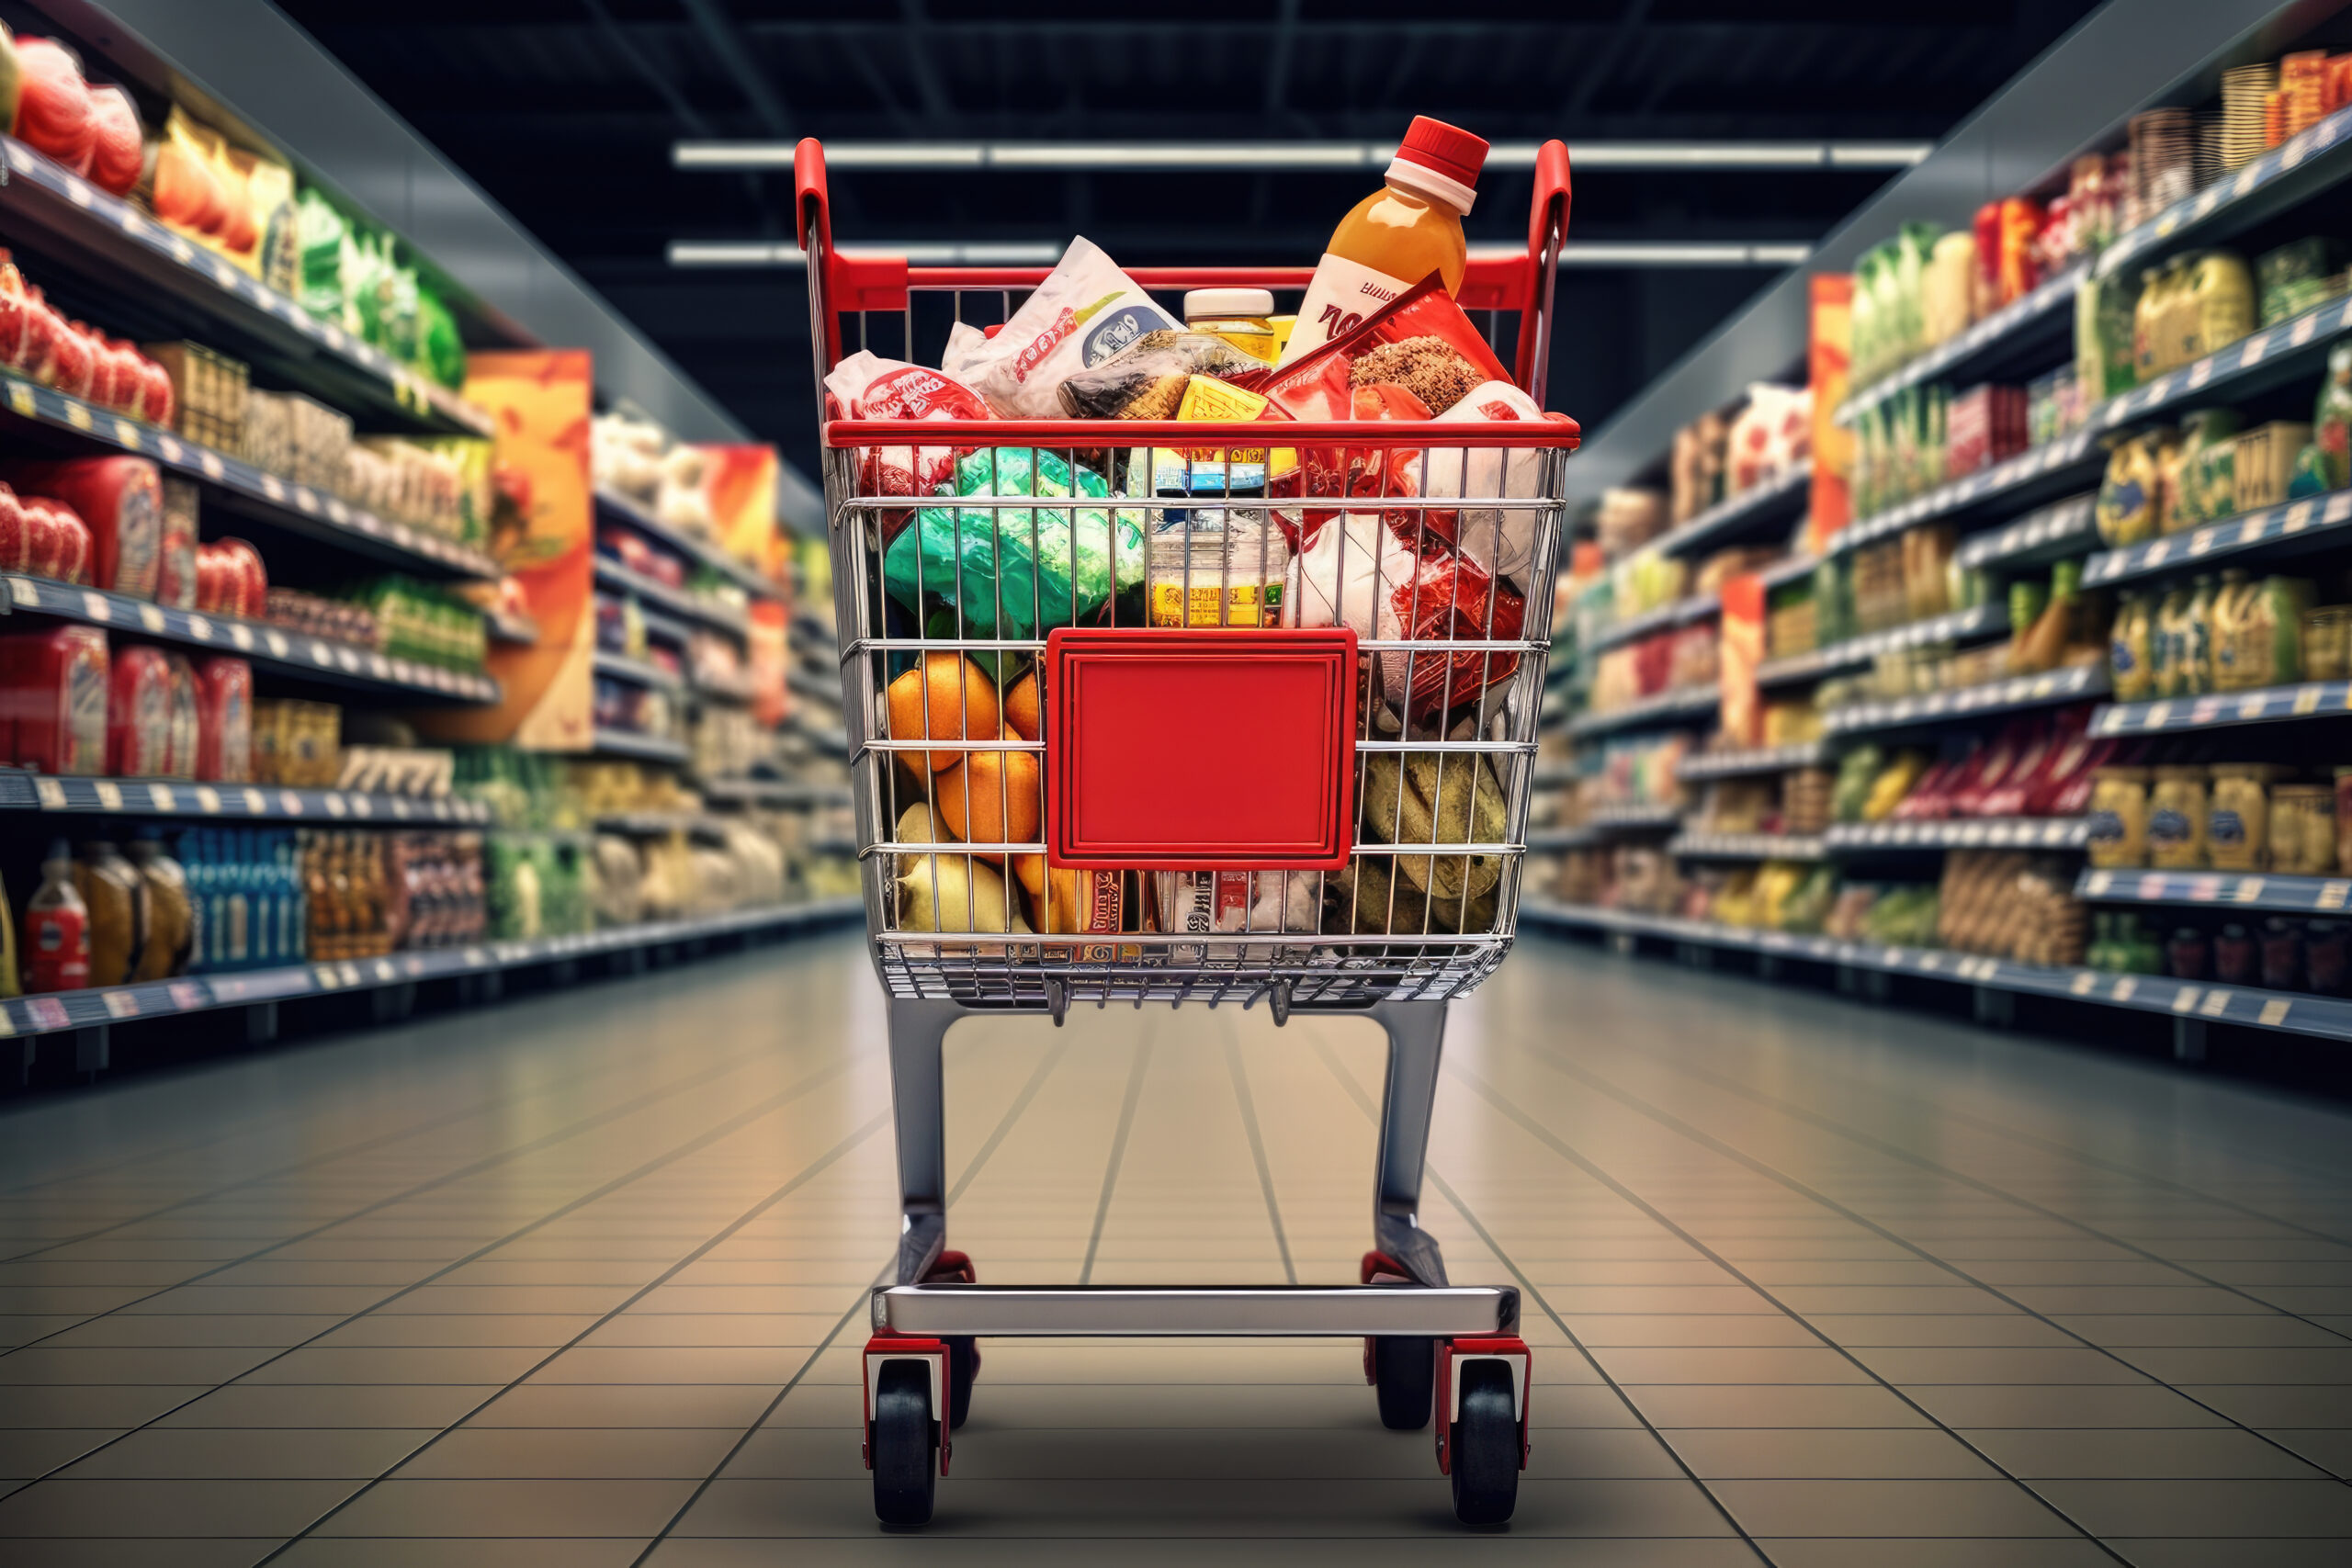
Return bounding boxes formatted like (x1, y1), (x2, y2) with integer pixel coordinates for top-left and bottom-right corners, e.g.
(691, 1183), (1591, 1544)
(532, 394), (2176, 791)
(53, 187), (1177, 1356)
(1396, 117), (1488, 189)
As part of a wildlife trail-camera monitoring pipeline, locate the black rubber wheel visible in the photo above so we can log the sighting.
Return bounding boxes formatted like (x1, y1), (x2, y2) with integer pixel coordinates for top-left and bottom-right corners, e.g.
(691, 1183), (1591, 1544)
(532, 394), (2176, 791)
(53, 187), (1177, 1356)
(944, 1336), (978, 1430)
(1449, 1359), (1520, 1527)
(871, 1359), (936, 1528)
(1372, 1337), (1434, 1430)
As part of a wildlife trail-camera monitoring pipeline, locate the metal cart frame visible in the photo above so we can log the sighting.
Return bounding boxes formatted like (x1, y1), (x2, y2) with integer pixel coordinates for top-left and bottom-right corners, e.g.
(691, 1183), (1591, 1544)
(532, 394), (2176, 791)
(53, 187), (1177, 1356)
(795, 136), (1575, 1529)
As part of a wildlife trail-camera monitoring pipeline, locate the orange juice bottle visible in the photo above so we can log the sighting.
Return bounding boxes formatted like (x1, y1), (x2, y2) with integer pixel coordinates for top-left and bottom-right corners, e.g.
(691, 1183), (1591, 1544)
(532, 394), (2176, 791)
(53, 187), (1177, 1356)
(1280, 117), (1488, 366)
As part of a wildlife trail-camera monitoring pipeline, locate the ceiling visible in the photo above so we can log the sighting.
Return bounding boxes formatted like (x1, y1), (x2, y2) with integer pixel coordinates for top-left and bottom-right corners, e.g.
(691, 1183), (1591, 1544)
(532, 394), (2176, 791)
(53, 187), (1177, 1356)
(273, 0), (2109, 479)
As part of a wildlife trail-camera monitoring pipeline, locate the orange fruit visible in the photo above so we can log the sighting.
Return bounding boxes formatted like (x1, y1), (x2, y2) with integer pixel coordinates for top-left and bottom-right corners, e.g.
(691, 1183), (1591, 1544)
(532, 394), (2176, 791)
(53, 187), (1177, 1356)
(933, 750), (1039, 861)
(886, 653), (1001, 774)
(1003, 671), (1041, 742)
(1014, 855), (1094, 933)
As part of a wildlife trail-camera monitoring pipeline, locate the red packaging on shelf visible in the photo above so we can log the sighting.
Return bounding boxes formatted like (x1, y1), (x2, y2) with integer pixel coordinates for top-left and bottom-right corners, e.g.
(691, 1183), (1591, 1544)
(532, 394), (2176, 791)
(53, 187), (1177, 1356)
(86, 85), (143, 197)
(162, 652), (200, 780)
(5, 457), (164, 598)
(0, 484), (26, 573)
(195, 656), (253, 783)
(106, 643), (175, 777)
(25, 497), (92, 584)
(154, 477), (198, 609)
(0, 623), (108, 774)
(12, 38), (97, 177)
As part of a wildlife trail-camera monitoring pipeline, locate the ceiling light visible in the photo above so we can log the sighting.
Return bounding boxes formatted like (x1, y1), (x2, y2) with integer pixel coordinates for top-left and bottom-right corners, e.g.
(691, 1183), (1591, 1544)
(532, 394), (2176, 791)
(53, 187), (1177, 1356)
(673, 141), (1932, 174)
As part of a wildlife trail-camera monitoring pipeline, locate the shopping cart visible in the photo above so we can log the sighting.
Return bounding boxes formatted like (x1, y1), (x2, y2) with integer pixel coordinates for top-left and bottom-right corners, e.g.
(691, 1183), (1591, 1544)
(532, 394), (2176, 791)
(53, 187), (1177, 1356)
(796, 137), (1577, 1528)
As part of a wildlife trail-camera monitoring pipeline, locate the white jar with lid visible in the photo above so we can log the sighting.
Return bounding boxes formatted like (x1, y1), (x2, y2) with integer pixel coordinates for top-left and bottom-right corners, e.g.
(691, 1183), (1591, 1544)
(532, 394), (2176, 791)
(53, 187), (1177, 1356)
(1182, 288), (1278, 364)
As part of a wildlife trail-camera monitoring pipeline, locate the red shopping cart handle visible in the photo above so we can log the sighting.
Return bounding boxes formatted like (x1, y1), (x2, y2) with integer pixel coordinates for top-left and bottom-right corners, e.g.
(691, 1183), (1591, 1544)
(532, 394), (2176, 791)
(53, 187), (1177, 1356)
(824, 414), (1581, 448)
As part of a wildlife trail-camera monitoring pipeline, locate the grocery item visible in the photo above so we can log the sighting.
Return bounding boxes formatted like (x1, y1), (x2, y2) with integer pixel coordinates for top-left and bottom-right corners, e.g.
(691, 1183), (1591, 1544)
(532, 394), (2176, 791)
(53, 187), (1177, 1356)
(1183, 288), (1278, 364)
(252, 699), (340, 787)
(887, 447), (1145, 637)
(2095, 430), (2165, 545)
(1, 623), (107, 774)
(125, 830), (195, 982)
(5, 457), (164, 599)
(2087, 765), (2151, 869)
(941, 237), (1178, 417)
(2316, 343), (2352, 490)
(22, 840), (89, 993)
(2207, 764), (2277, 871)
(1360, 750), (1508, 902)
(2110, 592), (2155, 700)
(12, 37), (95, 176)
(1282, 116), (1486, 367)
(145, 342), (249, 454)
(74, 839), (145, 987)
(820, 349), (991, 505)
(195, 656), (251, 782)
(1411, 378), (1548, 590)
(195, 537), (266, 619)
(886, 653), (1002, 775)
(2149, 765), (2208, 868)
(1148, 507), (1282, 627)
(933, 750), (1041, 863)
(1060, 332), (1261, 423)
(104, 644), (174, 777)
(1264, 276), (1510, 429)
(896, 850), (1030, 934)
(2270, 783), (2337, 875)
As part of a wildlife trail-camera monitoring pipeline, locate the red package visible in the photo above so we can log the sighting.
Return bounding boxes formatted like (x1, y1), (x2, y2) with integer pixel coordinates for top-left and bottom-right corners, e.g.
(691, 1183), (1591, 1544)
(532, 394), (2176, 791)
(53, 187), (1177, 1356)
(1985, 707), (2086, 818)
(86, 85), (144, 197)
(162, 653), (200, 780)
(0, 623), (108, 774)
(13, 39), (96, 177)
(6, 457), (164, 598)
(107, 644), (174, 776)
(0, 484), (26, 574)
(1254, 276), (1510, 551)
(26, 498), (92, 584)
(154, 478), (197, 609)
(197, 537), (266, 617)
(0, 254), (28, 367)
(137, 355), (175, 428)
(16, 288), (58, 380)
(41, 312), (95, 399)
(821, 350), (991, 509)
(196, 656), (253, 782)
(1386, 549), (1524, 722)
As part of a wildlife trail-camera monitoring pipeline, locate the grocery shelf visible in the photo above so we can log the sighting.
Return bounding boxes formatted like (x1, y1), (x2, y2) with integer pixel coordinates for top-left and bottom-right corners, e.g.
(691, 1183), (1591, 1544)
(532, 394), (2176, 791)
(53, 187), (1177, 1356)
(585, 728), (691, 765)
(694, 669), (759, 705)
(594, 488), (782, 600)
(1529, 761), (1578, 790)
(594, 558), (751, 637)
(1521, 895), (2352, 1042)
(3, 572), (500, 705)
(787, 667), (844, 706)
(1522, 825), (1604, 852)
(485, 610), (539, 646)
(1587, 591), (1721, 654)
(0, 768), (494, 824)
(1759, 553), (1819, 591)
(1645, 464), (1811, 560)
(0, 896), (865, 1042)
(0, 370), (500, 582)
(1828, 427), (2107, 559)
(1835, 264), (2085, 426)
(1757, 601), (2010, 688)
(2097, 102), (2352, 282)
(1566, 683), (1719, 739)
(2093, 681), (2352, 736)
(0, 135), (492, 441)
(2087, 290), (2352, 436)
(791, 615), (840, 651)
(594, 810), (730, 837)
(2075, 865), (2352, 915)
(2084, 491), (2352, 589)
(1668, 831), (1826, 861)
(700, 776), (853, 809)
(1586, 802), (1685, 830)
(1824, 816), (2092, 852)
(1677, 741), (1830, 780)
(594, 650), (683, 691)
(639, 610), (695, 648)
(1820, 663), (2109, 736)
(1954, 494), (2100, 572)
(793, 715), (853, 756)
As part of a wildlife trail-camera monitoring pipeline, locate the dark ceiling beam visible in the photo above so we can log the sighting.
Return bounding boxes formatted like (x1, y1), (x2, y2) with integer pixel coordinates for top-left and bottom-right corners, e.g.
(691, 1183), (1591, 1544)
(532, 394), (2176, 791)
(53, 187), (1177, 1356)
(1265, 0), (1301, 118)
(582, 0), (713, 137)
(1564, 0), (1654, 119)
(676, 0), (792, 136)
(899, 0), (956, 128)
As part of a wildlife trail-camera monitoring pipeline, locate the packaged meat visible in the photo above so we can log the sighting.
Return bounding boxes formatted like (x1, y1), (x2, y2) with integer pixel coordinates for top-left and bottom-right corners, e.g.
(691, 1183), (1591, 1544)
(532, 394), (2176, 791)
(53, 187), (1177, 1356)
(85, 85), (144, 197)
(44, 315), (96, 399)
(1058, 331), (1263, 420)
(5, 457), (164, 598)
(941, 237), (1179, 417)
(28, 498), (91, 584)
(0, 484), (25, 573)
(0, 623), (108, 774)
(163, 653), (200, 780)
(107, 644), (175, 777)
(154, 477), (198, 608)
(196, 656), (253, 782)
(195, 537), (266, 617)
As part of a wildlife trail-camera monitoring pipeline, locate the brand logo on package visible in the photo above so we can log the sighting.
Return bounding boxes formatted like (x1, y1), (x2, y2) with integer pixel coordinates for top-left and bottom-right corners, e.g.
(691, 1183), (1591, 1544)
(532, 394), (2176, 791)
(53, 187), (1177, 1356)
(1082, 305), (1170, 367)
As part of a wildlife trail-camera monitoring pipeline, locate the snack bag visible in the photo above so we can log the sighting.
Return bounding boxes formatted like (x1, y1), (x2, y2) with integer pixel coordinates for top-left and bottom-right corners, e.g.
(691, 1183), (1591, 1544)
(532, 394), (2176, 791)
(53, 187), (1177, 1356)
(888, 447), (1146, 637)
(942, 237), (1179, 417)
(1058, 331), (1264, 420)
(1419, 378), (1547, 587)
(821, 350), (992, 512)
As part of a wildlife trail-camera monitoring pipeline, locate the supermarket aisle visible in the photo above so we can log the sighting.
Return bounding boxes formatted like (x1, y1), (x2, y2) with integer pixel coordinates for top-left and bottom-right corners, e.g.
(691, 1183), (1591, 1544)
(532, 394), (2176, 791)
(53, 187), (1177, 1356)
(2, 933), (2351, 1564)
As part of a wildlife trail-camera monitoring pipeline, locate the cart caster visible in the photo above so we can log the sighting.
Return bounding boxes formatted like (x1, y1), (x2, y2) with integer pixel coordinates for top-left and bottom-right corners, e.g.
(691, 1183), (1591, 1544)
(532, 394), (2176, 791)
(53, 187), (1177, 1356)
(1448, 1359), (1520, 1526)
(870, 1359), (937, 1528)
(1370, 1337), (1434, 1430)
(944, 1336), (978, 1430)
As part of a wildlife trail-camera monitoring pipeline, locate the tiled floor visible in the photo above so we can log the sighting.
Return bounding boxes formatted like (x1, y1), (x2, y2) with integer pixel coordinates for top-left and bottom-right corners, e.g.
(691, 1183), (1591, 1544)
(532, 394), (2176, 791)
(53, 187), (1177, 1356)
(4, 931), (2351, 1564)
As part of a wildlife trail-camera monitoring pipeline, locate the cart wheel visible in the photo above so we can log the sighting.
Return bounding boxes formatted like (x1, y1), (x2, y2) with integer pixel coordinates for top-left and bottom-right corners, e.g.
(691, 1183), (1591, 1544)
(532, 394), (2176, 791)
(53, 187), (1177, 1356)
(944, 1336), (979, 1430)
(871, 1360), (936, 1528)
(1372, 1337), (1434, 1430)
(1449, 1359), (1520, 1528)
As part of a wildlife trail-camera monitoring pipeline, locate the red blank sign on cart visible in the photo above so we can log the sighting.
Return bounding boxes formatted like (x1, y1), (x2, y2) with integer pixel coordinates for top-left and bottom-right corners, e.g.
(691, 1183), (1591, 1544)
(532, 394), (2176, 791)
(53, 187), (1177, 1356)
(1044, 627), (1359, 872)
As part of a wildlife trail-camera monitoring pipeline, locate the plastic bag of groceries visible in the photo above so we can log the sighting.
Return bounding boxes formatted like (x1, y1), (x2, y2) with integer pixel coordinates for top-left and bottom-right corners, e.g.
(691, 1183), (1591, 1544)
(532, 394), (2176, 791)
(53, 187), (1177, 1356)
(885, 446), (1146, 637)
(821, 351), (992, 515)
(942, 237), (1180, 418)
(1416, 378), (1547, 587)
(1282, 512), (1523, 724)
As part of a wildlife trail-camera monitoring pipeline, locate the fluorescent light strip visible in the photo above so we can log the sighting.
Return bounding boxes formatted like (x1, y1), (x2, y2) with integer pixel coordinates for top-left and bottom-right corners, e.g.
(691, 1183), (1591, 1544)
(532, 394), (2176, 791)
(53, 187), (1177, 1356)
(670, 240), (1810, 269)
(673, 141), (1931, 173)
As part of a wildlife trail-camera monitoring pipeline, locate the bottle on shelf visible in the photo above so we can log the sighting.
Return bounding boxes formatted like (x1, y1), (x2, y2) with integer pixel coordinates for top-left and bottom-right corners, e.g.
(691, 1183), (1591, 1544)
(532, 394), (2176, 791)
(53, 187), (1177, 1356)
(24, 840), (91, 994)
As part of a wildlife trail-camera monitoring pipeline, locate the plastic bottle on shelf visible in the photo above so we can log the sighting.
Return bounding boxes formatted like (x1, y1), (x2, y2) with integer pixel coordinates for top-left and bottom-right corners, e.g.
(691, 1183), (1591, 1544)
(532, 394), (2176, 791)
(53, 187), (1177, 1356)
(23, 840), (91, 994)
(1278, 117), (1488, 367)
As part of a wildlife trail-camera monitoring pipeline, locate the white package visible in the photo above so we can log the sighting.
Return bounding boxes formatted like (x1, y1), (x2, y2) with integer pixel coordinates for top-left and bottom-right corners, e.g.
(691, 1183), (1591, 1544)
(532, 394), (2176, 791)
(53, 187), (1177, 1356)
(942, 237), (1179, 417)
(1418, 378), (1546, 587)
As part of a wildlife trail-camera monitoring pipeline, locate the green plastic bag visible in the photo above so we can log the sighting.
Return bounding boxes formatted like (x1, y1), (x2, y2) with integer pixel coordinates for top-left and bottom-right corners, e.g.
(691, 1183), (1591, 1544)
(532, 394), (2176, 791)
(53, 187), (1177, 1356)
(886, 447), (1145, 637)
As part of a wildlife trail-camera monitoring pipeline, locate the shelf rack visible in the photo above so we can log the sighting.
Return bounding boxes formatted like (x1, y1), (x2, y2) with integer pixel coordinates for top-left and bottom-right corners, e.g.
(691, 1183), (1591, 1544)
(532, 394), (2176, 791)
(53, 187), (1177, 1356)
(1566, 683), (1720, 739)
(1667, 832), (1826, 861)
(0, 769), (495, 824)
(594, 488), (782, 600)
(2075, 866), (2352, 915)
(1676, 741), (1829, 780)
(594, 558), (752, 637)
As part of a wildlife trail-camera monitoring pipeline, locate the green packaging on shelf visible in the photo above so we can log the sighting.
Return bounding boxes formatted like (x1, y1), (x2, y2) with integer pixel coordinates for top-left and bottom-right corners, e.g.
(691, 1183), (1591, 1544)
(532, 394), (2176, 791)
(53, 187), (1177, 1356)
(2257, 238), (2343, 327)
(2313, 342), (2352, 490)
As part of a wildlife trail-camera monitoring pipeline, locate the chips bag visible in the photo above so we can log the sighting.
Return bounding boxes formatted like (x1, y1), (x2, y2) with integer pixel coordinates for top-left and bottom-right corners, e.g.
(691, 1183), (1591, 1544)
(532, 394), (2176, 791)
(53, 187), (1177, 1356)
(942, 237), (1179, 417)
(822, 351), (992, 513)
(887, 447), (1146, 638)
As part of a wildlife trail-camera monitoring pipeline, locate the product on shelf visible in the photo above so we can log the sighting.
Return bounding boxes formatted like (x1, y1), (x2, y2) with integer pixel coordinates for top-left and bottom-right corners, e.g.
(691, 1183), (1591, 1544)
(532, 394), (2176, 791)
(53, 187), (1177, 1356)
(4, 457), (164, 599)
(21, 839), (89, 993)
(0, 481), (91, 585)
(241, 389), (352, 491)
(1, 623), (107, 774)
(143, 342), (250, 454)
(251, 699), (340, 787)
(194, 537), (266, 619)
